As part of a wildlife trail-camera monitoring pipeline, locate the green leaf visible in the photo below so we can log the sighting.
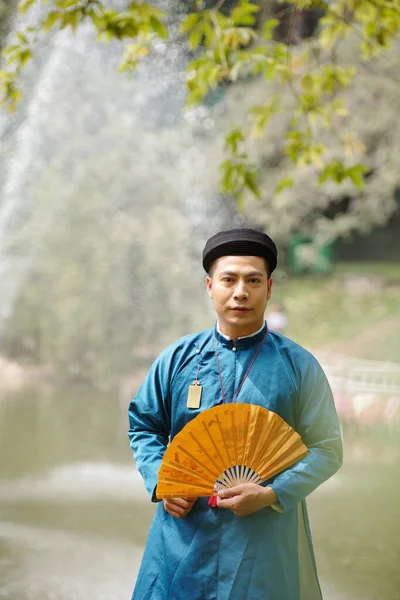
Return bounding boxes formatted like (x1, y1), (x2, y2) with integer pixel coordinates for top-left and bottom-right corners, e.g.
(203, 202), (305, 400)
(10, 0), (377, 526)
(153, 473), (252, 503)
(18, 48), (32, 67)
(244, 170), (261, 199)
(250, 96), (280, 137)
(2, 44), (21, 56)
(5, 51), (20, 66)
(150, 16), (168, 39)
(68, 10), (81, 32)
(180, 13), (200, 35)
(18, 0), (36, 15)
(318, 161), (345, 184)
(16, 32), (28, 44)
(225, 128), (244, 155)
(188, 24), (203, 51)
(231, 1), (259, 26)
(275, 175), (294, 195)
(263, 18), (279, 40)
(347, 164), (367, 189)
(42, 11), (62, 32)
(301, 73), (315, 92)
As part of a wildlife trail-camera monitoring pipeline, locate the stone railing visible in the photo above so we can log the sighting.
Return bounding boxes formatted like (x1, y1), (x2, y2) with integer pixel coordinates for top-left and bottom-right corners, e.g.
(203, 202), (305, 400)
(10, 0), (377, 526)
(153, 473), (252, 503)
(315, 351), (400, 395)
(313, 351), (400, 429)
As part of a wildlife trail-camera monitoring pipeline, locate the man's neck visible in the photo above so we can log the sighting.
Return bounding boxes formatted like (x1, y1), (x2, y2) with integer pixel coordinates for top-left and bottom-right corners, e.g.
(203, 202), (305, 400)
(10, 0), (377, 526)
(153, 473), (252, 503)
(217, 321), (266, 341)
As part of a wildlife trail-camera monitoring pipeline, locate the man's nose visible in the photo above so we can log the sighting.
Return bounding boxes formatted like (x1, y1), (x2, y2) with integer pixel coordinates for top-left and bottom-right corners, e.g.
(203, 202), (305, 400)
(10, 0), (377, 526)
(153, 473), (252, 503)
(233, 281), (248, 300)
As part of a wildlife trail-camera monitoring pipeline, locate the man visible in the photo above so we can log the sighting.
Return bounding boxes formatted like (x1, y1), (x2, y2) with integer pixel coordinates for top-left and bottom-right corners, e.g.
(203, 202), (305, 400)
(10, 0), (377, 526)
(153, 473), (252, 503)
(128, 228), (342, 600)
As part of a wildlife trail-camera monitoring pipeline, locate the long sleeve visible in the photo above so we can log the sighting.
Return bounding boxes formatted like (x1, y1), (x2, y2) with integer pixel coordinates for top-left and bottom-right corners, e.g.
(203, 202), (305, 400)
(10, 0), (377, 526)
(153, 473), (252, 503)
(270, 356), (343, 513)
(128, 352), (172, 500)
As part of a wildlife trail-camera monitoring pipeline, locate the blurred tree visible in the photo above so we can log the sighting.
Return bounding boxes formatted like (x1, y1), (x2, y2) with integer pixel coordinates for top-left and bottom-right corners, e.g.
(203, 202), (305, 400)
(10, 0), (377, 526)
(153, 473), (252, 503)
(0, 0), (17, 49)
(227, 33), (400, 255)
(1, 0), (399, 207)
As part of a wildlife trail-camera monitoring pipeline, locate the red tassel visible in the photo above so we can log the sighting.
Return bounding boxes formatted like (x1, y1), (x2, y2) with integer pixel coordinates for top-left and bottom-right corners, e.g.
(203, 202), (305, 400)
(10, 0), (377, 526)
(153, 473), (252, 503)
(208, 493), (218, 508)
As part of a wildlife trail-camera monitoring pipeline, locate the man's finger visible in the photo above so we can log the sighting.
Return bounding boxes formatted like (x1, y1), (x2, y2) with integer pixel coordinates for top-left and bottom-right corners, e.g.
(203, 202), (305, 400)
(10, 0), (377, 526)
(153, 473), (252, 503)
(165, 507), (192, 519)
(167, 498), (194, 509)
(216, 496), (238, 509)
(163, 498), (196, 518)
(164, 503), (188, 517)
(165, 508), (181, 518)
(217, 486), (243, 499)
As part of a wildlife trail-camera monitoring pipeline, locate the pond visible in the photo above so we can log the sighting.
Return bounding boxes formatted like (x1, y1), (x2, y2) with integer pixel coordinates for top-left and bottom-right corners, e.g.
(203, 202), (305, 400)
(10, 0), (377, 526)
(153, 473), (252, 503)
(0, 386), (399, 599)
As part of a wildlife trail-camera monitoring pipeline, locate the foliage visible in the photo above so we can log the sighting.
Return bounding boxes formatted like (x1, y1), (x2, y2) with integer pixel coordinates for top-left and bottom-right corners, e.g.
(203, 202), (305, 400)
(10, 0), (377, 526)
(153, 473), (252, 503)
(235, 34), (400, 253)
(1, 0), (400, 202)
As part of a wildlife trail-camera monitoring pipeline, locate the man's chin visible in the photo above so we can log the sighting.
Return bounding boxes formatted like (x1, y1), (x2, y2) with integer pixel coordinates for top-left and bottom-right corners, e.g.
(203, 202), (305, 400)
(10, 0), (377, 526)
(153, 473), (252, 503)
(224, 314), (258, 331)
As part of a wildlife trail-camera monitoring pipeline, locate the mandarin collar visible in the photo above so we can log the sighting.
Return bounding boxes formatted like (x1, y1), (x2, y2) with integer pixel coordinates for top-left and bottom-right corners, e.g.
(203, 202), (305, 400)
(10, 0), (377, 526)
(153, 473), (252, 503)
(214, 322), (268, 350)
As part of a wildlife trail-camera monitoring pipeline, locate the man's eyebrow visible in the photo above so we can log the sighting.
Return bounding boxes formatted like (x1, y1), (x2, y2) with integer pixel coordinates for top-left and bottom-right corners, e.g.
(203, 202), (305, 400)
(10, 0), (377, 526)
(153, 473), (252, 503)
(219, 270), (265, 277)
(246, 271), (265, 277)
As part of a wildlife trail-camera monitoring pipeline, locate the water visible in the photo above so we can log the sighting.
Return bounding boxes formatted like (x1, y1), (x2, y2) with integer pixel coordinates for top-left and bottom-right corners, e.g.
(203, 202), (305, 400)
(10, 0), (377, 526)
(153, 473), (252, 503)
(0, 385), (399, 600)
(0, 386), (152, 599)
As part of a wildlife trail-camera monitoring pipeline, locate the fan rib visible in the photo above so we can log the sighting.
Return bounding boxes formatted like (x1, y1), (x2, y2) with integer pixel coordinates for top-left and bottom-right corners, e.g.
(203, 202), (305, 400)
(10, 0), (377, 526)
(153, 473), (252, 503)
(216, 472), (232, 488)
(229, 467), (240, 486)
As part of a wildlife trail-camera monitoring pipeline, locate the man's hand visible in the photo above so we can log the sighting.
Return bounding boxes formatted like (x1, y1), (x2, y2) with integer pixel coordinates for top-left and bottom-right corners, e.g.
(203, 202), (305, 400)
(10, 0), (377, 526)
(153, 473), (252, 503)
(216, 484), (278, 517)
(163, 497), (196, 518)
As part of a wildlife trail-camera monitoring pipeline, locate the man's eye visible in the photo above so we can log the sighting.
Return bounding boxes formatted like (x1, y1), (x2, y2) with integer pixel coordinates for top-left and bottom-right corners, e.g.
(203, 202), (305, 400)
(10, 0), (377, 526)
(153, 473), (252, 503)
(249, 278), (261, 284)
(222, 277), (233, 282)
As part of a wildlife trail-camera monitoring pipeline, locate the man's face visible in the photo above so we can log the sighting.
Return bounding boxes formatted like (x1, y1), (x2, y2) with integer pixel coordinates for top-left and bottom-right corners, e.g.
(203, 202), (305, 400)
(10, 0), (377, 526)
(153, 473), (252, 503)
(206, 255), (272, 339)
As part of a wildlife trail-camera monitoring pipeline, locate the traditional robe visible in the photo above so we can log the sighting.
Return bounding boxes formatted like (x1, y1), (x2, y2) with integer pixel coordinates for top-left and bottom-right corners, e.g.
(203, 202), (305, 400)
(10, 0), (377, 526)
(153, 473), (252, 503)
(128, 324), (342, 600)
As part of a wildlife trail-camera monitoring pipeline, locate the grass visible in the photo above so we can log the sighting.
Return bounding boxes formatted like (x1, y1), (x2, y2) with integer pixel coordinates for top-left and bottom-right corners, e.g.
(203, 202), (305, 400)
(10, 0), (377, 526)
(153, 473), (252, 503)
(331, 261), (400, 280)
(270, 262), (400, 362)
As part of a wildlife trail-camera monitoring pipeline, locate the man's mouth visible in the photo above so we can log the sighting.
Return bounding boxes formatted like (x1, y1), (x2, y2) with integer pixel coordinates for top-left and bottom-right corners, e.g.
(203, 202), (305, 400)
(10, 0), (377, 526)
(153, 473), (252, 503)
(230, 307), (251, 312)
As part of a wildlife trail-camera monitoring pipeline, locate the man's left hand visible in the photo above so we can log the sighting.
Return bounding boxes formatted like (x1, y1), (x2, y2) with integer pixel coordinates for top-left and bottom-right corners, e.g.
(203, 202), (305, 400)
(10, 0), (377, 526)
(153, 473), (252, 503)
(216, 484), (278, 516)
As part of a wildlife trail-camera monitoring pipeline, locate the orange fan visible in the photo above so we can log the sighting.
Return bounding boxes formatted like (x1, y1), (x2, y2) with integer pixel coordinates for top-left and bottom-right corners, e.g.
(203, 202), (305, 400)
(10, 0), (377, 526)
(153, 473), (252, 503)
(157, 403), (308, 498)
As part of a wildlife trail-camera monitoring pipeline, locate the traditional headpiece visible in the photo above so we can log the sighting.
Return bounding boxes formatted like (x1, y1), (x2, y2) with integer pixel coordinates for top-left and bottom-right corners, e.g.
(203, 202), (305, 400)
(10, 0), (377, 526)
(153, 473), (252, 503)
(202, 228), (278, 274)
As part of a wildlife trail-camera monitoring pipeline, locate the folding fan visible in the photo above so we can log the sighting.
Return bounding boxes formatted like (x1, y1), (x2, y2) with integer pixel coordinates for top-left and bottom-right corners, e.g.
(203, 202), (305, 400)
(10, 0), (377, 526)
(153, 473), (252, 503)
(157, 403), (308, 498)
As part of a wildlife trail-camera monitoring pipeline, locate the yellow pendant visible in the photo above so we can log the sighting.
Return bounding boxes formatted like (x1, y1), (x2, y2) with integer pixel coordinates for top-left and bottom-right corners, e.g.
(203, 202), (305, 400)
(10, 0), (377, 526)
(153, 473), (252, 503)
(187, 380), (202, 409)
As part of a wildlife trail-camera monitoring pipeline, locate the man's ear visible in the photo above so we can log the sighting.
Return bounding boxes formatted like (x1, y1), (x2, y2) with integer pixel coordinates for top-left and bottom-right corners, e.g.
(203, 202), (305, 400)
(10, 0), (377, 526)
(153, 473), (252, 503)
(267, 278), (273, 301)
(206, 276), (213, 298)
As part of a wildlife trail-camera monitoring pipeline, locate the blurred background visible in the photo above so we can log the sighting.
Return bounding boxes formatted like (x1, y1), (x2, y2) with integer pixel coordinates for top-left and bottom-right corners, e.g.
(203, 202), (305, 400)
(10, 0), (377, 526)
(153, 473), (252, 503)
(0, 1), (399, 598)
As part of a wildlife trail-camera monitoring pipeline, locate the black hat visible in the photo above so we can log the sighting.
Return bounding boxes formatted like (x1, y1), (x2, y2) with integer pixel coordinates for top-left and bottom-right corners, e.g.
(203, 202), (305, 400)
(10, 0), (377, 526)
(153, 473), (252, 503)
(202, 228), (277, 274)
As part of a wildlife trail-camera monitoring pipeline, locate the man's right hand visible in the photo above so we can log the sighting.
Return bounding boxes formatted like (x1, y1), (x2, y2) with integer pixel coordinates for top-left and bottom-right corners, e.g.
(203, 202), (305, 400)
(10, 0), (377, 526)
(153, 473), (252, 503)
(162, 497), (196, 518)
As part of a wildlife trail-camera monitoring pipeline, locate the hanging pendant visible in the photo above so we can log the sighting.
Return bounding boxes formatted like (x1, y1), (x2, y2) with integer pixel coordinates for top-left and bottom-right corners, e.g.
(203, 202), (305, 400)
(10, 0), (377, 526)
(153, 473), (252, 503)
(187, 380), (202, 409)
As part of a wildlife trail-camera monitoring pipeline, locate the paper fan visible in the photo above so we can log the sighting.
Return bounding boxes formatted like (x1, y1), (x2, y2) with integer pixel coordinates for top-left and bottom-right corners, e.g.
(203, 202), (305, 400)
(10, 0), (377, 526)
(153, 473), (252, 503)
(157, 403), (308, 498)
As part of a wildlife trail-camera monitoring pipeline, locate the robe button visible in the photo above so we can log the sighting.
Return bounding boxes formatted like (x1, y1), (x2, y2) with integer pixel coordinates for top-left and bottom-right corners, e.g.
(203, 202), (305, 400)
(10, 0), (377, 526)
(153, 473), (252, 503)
(195, 349), (200, 354)
(232, 347), (237, 352)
